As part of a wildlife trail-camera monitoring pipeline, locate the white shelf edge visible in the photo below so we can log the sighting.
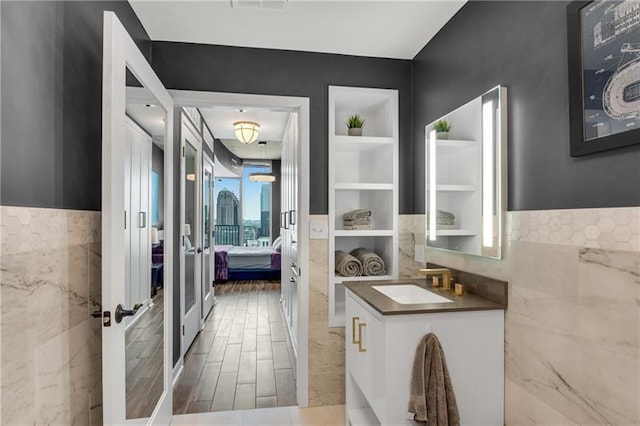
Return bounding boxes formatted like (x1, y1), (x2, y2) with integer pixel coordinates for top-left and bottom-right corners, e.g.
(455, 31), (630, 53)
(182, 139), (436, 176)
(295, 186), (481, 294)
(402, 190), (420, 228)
(426, 184), (477, 192)
(427, 229), (477, 236)
(332, 135), (394, 152)
(436, 138), (477, 145)
(334, 274), (394, 283)
(333, 230), (394, 237)
(334, 183), (394, 190)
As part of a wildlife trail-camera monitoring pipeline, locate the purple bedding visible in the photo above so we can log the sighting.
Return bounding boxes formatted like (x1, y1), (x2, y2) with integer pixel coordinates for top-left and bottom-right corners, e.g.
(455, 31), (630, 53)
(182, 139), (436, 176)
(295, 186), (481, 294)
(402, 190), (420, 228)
(215, 245), (281, 282)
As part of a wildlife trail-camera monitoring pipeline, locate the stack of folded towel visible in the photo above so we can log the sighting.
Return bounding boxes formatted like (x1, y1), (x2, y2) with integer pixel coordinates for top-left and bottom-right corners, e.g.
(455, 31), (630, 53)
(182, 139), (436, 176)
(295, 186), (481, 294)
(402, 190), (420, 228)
(427, 210), (456, 230)
(343, 209), (373, 230)
(335, 248), (386, 277)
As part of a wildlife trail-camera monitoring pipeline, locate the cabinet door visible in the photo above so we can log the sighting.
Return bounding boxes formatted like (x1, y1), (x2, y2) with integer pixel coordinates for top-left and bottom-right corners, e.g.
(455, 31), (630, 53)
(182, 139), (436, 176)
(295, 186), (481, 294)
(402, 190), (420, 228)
(346, 292), (384, 414)
(345, 293), (364, 386)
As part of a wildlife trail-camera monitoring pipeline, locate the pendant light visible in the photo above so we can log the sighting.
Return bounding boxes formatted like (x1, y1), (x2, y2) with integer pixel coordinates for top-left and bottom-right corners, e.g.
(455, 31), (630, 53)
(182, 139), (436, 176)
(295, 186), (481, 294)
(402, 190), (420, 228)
(234, 121), (260, 144)
(249, 141), (276, 183)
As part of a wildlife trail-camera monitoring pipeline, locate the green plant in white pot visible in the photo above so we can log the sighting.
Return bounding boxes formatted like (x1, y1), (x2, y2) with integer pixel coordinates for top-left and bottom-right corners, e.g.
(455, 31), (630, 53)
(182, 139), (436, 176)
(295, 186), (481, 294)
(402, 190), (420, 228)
(346, 114), (365, 136)
(434, 119), (451, 139)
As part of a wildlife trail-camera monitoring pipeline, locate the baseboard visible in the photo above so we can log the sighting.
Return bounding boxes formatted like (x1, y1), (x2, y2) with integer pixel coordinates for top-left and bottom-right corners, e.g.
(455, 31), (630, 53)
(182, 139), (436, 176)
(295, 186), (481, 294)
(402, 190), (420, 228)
(172, 359), (184, 388)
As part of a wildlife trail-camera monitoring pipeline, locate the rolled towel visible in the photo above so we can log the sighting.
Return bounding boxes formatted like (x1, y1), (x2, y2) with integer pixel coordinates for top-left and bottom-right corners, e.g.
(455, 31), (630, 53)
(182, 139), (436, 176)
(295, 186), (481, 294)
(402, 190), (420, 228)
(350, 248), (386, 276)
(335, 250), (363, 277)
(342, 209), (372, 221)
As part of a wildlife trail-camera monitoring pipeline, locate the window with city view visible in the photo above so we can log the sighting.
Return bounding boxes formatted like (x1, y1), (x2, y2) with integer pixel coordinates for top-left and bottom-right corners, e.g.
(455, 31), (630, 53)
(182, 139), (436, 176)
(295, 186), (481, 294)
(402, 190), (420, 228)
(214, 165), (271, 247)
(242, 165), (271, 247)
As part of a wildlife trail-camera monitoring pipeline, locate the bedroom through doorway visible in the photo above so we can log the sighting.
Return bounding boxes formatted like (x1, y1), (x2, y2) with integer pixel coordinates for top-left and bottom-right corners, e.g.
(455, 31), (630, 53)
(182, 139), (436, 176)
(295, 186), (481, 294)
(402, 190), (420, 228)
(171, 91), (307, 416)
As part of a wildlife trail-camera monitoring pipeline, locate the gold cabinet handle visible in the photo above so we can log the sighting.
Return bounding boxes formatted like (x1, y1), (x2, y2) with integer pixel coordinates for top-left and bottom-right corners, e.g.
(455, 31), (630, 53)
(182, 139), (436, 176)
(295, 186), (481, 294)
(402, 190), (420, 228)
(351, 316), (360, 344)
(358, 323), (367, 352)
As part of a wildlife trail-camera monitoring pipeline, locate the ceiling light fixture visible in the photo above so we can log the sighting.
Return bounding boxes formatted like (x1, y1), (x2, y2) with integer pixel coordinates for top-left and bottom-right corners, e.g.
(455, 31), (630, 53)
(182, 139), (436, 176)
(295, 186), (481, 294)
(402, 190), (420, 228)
(249, 141), (276, 183)
(234, 121), (260, 144)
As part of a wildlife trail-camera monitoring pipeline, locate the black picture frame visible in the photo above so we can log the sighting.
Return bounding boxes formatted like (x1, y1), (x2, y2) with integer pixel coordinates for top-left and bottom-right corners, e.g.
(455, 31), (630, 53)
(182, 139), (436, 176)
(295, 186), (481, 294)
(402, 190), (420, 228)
(567, 1), (640, 156)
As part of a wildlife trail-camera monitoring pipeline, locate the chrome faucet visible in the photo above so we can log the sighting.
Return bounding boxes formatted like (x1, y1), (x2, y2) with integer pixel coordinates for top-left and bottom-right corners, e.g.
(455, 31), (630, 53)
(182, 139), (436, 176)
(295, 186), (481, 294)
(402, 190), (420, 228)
(419, 268), (452, 290)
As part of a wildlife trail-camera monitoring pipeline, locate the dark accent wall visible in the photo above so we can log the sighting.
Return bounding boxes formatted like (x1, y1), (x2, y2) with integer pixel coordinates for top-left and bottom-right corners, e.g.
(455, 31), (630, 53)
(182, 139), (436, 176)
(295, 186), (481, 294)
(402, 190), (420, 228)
(1, 1), (151, 210)
(412, 1), (640, 212)
(151, 42), (413, 214)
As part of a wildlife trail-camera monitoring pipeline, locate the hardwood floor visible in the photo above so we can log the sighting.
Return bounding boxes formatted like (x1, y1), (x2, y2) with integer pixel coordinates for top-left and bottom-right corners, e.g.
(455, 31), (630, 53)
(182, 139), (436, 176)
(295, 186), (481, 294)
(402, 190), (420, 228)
(126, 289), (165, 419)
(173, 280), (297, 415)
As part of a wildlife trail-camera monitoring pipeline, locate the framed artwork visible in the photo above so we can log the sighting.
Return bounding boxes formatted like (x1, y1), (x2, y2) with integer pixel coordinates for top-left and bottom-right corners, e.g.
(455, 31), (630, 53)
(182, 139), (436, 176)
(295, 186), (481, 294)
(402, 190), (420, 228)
(567, 0), (640, 156)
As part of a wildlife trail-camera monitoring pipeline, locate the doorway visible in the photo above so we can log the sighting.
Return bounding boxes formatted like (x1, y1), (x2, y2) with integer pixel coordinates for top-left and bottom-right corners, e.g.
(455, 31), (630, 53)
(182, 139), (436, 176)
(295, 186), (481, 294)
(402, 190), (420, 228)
(172, 91), (310, 414)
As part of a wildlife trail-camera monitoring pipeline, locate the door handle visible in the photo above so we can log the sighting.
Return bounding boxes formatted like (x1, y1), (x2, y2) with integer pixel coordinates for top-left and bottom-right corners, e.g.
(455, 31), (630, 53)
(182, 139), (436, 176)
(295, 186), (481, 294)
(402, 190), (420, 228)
(351, 316), (360, 344)
(138, 212), (146, 228)
(196, 247), (202, 254)
(358, 323), (367, 352)
(115, 303), (143, 323)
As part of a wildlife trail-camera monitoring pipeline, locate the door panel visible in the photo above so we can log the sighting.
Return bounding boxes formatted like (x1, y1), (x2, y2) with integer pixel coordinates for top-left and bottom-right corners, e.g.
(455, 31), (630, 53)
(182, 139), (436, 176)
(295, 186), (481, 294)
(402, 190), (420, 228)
(202, 155), (215, 319)
(102, 11), (174, 425)
(182, 132), (201, 354)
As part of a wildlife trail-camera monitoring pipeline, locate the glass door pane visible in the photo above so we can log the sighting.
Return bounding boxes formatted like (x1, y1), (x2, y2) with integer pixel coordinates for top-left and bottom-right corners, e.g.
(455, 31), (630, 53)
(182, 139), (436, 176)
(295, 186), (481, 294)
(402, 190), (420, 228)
(184, 142), (197, 312)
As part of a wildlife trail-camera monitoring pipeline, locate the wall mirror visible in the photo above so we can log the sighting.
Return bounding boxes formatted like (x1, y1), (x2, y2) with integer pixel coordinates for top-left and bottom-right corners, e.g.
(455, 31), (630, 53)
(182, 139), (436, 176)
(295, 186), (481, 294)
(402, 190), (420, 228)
(425, 86), (507, 259)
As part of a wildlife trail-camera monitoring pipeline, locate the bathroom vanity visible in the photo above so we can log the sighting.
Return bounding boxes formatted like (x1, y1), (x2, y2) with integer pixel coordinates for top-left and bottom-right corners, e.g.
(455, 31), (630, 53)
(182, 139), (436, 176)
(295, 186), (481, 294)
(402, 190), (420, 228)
(344, 280), (506, 425)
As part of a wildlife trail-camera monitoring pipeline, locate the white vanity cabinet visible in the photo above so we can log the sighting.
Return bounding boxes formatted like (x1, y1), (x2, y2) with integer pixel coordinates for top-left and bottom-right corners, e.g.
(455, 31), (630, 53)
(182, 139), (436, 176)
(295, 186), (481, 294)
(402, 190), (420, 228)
(345, 288), (505, 426)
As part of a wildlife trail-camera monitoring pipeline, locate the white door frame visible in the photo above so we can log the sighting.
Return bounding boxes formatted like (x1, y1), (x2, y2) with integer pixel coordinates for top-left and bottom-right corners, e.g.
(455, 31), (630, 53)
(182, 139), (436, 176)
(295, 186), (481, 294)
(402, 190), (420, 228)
(102, 12), (174, 424)
(179, 116), (203, 356)
(202, 152), (216, 319)
(170, 90), (310, 407)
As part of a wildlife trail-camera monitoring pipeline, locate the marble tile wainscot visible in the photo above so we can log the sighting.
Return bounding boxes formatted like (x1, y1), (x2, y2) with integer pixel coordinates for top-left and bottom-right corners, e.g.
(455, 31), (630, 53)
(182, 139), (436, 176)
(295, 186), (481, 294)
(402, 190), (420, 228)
(0, 206), (103, 425)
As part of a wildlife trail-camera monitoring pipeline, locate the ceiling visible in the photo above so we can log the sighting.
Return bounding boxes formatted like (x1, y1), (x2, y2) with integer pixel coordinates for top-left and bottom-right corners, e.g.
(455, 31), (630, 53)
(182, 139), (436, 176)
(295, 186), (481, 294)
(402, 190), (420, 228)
(129, 1), (466, 60)
(199, 107), (289, 159)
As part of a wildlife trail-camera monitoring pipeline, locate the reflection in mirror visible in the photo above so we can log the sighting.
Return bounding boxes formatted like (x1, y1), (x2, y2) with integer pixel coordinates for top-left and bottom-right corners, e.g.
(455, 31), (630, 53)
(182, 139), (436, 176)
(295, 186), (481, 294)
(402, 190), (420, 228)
(425, 86), (507, 259)
(124, 67), (165, 418)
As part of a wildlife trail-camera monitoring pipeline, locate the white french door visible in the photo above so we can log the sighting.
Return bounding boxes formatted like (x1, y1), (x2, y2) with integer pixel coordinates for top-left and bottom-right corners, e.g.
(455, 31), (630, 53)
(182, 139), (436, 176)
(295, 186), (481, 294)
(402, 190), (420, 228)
(181, 117), (203, 355)
(102, 12), (174, 425)
(201, 153), (215, 319)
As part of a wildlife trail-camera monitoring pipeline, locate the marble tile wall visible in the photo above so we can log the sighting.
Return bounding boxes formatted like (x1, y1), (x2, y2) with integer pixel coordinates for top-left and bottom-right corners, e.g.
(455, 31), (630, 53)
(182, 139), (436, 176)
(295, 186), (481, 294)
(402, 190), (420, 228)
(420, 207), (640, 425)
(0, 206), (102, 425)
(307, 216), (345, 407)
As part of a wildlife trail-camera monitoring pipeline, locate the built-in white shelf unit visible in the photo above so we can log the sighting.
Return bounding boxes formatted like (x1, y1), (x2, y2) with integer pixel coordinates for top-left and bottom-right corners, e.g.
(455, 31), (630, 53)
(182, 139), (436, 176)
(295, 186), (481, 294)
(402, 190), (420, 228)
(328, 86), (399, 327)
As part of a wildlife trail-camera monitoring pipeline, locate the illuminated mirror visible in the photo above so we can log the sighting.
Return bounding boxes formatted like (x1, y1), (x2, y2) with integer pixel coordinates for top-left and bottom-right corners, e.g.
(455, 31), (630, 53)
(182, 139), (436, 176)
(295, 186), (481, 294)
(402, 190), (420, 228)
(425, 86), (507, 259)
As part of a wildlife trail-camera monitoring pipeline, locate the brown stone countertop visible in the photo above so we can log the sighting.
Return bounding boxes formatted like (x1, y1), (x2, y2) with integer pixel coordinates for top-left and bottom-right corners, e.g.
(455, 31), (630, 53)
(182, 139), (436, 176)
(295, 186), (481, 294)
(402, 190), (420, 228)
(343, 279), (506, 316)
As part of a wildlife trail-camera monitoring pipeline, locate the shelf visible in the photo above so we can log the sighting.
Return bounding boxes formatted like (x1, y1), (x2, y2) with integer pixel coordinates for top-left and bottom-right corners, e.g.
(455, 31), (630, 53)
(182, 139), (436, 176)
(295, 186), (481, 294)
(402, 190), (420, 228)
(335, 183), (394, 191)
(428, 229), (476, 236)
(333, 135), (394, 152)
(435, 139), (477, 153)
(426, 184), (477, 192)
(334, 230), (393, 237)
(334, 274), (394, 283)
(348, 407), (380, 426)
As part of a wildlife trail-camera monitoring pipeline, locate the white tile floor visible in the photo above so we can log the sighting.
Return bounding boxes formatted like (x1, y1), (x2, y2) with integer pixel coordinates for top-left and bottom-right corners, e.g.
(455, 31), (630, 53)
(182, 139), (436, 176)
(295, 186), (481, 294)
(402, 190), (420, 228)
(171, 404), (346, 425)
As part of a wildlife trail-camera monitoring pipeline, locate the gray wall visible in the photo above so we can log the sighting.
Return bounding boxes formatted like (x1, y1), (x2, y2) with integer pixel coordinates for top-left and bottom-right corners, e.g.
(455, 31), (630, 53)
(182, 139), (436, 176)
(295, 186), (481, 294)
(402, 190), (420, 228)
(412, 1), (640, 212)
(1, 1), (151, 210)
(151, 42), (413, 214)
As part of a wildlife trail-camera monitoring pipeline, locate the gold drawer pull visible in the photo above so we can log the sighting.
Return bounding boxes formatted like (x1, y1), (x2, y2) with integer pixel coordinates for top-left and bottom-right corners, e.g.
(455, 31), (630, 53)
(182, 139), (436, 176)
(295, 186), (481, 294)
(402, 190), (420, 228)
(351, 316), (360, 344)
(358, 323), (367, 352)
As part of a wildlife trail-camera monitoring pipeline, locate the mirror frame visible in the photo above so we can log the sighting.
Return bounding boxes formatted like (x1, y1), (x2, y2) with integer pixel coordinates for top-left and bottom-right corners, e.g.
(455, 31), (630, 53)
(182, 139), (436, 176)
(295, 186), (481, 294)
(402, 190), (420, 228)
(424, 85), (507, 259)
(102, 11), (174, 424)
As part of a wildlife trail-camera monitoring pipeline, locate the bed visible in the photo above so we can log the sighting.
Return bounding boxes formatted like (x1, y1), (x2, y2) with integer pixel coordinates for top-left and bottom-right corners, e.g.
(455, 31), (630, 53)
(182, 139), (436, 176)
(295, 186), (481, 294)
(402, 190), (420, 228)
(215, 245), (281, 282)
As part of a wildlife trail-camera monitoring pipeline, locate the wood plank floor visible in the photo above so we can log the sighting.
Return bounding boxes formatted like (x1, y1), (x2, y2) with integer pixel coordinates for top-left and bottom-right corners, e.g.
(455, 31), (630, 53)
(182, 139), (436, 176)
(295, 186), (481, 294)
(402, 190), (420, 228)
(126, 289), (165, 419)
(173, 280), (297, 415)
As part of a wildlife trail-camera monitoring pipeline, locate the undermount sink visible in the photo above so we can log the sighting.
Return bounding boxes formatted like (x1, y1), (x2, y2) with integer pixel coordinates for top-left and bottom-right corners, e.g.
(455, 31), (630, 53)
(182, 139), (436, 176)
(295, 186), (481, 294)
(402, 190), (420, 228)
(372, 284), (453, 305)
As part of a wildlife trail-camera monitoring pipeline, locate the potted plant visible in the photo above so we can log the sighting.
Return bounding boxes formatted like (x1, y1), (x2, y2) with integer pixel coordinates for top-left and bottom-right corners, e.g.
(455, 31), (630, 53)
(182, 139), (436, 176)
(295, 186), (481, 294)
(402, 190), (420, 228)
(434, 119), (451, 139)
(346, 114), (365, 136)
